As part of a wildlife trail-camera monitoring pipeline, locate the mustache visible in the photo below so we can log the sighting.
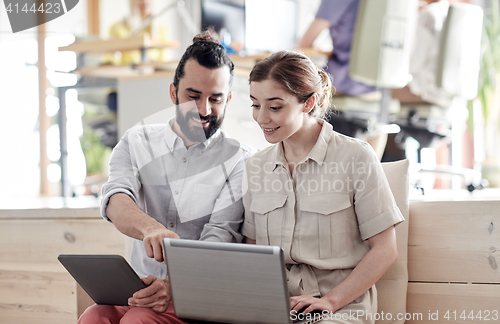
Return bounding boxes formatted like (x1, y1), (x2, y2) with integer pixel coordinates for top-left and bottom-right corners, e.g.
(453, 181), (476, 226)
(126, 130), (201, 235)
(185, 111), (217, 123)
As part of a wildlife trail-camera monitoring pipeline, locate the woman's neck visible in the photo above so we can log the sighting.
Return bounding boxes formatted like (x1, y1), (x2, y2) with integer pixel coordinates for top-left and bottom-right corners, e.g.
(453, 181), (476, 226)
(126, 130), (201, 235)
(282, 118), (322, 172)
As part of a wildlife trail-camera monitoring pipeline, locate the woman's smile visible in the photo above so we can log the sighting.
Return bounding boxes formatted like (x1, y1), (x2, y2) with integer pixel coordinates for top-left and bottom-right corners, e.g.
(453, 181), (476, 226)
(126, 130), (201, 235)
(262, 126), (280, 135)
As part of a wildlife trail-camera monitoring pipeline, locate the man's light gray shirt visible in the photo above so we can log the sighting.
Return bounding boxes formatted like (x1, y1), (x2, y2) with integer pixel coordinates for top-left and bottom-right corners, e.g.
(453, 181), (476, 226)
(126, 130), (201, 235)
(101, 119), (254, 278)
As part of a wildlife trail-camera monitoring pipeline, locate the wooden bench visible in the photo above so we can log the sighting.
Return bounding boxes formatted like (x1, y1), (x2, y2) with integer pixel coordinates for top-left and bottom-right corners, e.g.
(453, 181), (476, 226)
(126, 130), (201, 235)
(0, 198), (126, 324)
(405, 199), (500, 323)
(1, 196), (500, 323)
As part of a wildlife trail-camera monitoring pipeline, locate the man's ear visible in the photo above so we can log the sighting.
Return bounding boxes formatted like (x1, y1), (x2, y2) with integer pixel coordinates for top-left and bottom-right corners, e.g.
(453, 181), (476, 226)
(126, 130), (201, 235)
(169, 83), (177, 104)
(303, 95), (316, 114)
(225, 92), (233, 107)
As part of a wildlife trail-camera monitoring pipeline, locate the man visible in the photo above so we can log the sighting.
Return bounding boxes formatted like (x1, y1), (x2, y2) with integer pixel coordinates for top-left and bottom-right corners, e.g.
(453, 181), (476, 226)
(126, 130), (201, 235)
(78, 32), (254, 324)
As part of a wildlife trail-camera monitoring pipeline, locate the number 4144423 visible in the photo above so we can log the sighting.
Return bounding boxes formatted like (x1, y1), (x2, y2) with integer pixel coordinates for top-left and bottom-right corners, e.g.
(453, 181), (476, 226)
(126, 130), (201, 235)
(5, 2), (62, 14)
(443, 310), (499, 321)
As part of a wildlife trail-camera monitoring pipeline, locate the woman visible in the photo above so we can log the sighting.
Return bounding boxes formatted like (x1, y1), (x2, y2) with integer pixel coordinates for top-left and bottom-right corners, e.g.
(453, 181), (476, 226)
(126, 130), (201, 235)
(242, 51), (404, 323)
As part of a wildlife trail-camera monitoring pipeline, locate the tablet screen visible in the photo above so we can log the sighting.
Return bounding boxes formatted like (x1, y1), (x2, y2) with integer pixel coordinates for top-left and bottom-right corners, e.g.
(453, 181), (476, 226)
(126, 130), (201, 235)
(58, 254), (147, 306)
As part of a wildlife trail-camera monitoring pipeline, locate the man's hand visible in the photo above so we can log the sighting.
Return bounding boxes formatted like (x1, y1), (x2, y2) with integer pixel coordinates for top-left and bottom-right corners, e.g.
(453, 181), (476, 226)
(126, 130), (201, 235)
(128, 275), (172, 313)
(107, 193), (179, 263)
(143, 226), (180, 263)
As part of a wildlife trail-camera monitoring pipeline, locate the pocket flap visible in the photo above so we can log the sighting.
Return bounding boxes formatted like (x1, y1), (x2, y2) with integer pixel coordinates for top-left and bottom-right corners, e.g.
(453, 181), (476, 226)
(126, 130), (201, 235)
(250, 194), (287, 214)
(300, 192), (351, 215)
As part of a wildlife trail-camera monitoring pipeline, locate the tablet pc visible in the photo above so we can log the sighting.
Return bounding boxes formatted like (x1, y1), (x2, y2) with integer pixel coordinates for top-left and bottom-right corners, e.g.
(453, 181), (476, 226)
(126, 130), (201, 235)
(58, 254), (147, 306)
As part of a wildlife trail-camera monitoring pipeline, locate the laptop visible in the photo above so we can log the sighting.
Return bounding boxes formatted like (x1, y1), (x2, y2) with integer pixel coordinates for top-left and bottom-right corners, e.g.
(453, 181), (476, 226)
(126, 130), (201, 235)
(163, 238), (327, 324)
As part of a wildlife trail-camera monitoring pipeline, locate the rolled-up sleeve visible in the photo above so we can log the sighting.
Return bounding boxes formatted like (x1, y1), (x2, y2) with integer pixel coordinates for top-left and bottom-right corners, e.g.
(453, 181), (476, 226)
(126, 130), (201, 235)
(100, 130), (142, 222)
(353, 143), (404, 240)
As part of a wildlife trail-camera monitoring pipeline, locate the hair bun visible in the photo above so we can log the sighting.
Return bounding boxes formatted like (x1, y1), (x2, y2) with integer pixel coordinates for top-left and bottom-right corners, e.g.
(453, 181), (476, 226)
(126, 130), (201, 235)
(192, 30), (220, 44)
(316, 68), (334, 115)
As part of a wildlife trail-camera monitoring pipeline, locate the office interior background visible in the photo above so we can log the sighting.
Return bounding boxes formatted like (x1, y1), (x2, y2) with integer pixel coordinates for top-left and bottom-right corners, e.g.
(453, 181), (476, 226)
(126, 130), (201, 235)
(0, 0), (498, 202)
(2, 1), (500, 323)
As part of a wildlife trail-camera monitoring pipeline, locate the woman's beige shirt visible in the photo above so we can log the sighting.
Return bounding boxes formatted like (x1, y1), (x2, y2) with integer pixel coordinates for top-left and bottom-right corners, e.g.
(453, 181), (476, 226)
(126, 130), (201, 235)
(242, 121), (404, 298)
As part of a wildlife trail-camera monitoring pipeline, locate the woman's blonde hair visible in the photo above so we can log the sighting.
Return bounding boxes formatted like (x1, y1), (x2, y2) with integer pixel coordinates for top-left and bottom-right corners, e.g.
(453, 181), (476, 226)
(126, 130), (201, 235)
(249, 51), (334, 118)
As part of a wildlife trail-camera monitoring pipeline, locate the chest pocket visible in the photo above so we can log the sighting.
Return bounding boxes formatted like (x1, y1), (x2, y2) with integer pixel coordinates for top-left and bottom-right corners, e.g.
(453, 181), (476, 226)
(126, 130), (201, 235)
(298, 192), (351, 259)
(250, 195), (287, 246)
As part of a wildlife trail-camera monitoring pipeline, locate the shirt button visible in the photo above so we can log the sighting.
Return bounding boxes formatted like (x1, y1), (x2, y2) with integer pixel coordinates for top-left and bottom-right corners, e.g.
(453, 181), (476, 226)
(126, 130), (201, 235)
(182, 158), (187, 163)
(174, 190), (179, 194)
(169, 223), (174, 228)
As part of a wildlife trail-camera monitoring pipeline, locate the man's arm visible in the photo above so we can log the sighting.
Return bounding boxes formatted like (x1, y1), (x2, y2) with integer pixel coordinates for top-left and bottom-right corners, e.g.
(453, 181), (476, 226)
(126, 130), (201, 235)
(107, 193), (178, 313)
(102, 127), (179, 263)
(107, 193), (179, 263)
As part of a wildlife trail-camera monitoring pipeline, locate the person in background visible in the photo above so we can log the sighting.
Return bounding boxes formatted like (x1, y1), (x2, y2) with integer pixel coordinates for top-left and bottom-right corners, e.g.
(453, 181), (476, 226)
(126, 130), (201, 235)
(78, 31), (254, 324)
(243, 51), (403, 323)
(297, 0), (387, 159)
(393, 0), (463, 108)
(298, 0), (379, 99)
(390, 0), (469, 178)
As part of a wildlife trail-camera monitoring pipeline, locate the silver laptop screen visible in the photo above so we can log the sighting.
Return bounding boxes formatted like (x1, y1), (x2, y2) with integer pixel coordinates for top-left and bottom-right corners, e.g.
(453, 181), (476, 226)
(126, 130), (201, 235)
(163, 239), (290, 324)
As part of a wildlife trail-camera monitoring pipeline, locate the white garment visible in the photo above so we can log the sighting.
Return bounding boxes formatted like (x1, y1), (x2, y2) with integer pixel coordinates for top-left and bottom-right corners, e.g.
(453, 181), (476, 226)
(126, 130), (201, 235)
(101, 118), (255, 278)
(409, 1), (454, 108)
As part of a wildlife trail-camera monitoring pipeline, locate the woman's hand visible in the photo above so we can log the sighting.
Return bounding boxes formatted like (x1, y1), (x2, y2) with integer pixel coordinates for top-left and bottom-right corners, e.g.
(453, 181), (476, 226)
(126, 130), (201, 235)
(290, 294), (340, 315)
(128, 275), (172, 313)
(292, 226), (398, 315)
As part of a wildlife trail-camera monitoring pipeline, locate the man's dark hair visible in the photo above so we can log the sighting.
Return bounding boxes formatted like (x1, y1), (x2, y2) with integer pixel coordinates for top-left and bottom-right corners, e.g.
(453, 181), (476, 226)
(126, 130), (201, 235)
(173, 31), (234, 90)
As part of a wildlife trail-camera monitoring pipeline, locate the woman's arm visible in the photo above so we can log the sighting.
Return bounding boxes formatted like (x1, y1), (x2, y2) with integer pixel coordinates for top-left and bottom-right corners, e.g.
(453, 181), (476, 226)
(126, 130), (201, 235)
(297, 18), (331, 48)
(290, 225), (398, 314)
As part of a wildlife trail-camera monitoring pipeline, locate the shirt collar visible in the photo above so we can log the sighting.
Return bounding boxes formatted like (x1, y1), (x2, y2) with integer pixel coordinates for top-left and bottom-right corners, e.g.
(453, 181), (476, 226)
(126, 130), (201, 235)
(164, 118), (182, 151)
(165, 118), (223, 151)
(202, 128), (223, 150)
(271, 119), (333, 171)
(272, 142), (288, 170)
(307, 120), (332, 165)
